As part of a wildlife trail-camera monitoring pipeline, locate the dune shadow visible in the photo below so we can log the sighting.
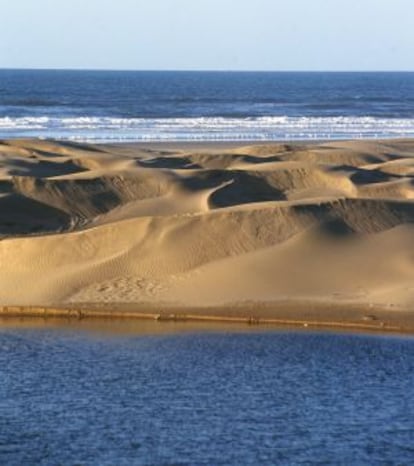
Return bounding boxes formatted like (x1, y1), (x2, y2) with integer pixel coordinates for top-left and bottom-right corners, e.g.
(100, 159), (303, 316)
(0, 193), (71, 235)
(350, 168), (397, 184)
(7, 159), (87, 178)
(138, 156), (201, 169)
(319, 218), (355, 237)
(208, 172), (286, 208)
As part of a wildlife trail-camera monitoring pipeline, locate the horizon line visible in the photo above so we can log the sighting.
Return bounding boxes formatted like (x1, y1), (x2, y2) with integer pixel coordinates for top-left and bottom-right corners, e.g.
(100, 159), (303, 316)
(1, 67), (414, 73)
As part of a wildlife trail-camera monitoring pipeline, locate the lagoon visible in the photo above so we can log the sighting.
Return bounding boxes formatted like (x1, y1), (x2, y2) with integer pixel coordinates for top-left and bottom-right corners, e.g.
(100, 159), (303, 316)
(1, 322), (414, 465)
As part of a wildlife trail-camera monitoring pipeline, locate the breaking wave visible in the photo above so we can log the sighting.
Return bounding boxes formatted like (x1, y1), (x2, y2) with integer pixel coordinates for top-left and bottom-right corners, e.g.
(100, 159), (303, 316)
(1, 115), (414, 142)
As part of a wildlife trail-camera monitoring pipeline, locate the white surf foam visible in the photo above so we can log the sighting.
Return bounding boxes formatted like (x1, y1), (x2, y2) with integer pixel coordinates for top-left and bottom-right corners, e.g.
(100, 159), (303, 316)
(1, 115), (414, 141)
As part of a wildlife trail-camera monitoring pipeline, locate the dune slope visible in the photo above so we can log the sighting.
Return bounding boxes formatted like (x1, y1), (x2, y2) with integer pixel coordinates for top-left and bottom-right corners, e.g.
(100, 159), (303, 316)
(1, 138), (414, 325)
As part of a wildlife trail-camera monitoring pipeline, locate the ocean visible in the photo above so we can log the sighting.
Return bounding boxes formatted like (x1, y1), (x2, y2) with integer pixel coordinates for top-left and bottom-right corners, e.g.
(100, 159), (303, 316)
(1, 324), (414, 465)
(1, 70), (414, 142)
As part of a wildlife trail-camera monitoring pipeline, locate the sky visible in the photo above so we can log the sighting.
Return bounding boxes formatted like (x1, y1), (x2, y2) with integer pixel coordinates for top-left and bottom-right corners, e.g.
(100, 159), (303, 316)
(0, 0), (413, 71)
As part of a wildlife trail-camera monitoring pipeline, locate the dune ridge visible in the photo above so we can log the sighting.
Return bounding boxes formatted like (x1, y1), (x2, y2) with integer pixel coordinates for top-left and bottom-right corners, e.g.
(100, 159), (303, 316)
(2, 138), (414, 330)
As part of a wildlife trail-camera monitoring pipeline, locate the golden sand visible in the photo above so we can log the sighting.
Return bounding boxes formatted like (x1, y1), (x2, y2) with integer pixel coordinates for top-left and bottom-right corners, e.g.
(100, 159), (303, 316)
(1, 138), (414, 332)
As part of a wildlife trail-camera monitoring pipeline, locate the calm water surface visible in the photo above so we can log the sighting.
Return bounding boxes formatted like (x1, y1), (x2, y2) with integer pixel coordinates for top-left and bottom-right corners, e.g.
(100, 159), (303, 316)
(1, 322), (414, 465)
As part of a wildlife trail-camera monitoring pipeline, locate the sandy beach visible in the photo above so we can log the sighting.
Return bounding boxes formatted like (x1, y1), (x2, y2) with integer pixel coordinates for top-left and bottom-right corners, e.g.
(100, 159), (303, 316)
(2, 138), (414, 332)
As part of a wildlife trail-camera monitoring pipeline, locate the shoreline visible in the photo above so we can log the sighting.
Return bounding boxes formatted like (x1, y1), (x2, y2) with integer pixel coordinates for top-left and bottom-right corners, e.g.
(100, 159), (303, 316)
(6, 135), (413, 150)
(2, 302), (414, 335)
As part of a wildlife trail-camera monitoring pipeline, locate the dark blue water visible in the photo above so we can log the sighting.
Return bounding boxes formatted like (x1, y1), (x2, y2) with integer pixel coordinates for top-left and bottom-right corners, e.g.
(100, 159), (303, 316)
(1, 325), (414, 465)
(1, 70), (414, 141)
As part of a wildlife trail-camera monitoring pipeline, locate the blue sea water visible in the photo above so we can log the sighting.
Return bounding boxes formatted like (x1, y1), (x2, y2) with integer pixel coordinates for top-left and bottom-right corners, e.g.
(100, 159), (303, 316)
(0, 70), (414, 141)
(1, 324), (414, 465)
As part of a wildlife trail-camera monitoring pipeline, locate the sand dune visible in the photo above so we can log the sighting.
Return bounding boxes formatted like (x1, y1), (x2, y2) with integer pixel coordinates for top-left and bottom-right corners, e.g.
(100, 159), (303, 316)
(1, 138), (414, 328)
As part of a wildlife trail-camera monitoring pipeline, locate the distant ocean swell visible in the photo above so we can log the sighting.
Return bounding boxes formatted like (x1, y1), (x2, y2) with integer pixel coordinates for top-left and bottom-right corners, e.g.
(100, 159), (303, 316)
(1, 115), (414, 142)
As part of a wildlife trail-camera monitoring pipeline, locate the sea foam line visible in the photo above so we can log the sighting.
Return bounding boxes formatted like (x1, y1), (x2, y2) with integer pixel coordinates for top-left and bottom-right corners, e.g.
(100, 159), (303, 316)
(1, 115), (414, 141)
